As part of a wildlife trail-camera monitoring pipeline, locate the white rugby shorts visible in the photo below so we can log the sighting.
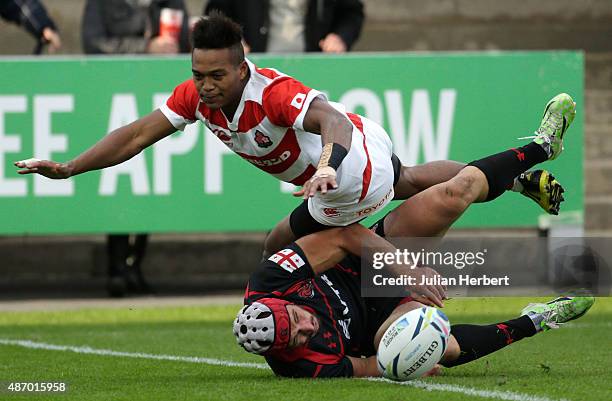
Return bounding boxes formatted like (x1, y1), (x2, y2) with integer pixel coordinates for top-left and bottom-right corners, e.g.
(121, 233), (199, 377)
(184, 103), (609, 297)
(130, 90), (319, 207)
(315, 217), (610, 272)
(307, 115), (395, 226)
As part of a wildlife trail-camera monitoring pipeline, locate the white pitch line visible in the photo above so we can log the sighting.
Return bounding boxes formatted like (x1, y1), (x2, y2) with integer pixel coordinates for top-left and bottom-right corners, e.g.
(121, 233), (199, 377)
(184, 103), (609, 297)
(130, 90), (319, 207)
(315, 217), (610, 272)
(0, 339), (268, 370)
(367, 378), (570, 401)
(1, 338), (570, 401)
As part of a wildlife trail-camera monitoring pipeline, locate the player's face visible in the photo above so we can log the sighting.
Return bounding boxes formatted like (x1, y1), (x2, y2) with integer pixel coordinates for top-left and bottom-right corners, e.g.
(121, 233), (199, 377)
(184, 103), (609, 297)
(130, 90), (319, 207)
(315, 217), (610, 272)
(287, 304), (320, 348)
(191, 48), (248, 110)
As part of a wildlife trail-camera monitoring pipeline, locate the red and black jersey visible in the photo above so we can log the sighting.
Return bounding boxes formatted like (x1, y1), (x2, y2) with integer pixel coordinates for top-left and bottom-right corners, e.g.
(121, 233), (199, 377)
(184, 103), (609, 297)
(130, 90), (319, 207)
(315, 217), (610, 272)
(245, 243), (368, 378)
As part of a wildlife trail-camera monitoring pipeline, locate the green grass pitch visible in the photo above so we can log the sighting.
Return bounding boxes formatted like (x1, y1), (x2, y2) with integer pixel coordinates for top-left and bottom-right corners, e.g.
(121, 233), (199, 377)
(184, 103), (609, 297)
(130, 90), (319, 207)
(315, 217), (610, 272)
(0, 297), (610, 401)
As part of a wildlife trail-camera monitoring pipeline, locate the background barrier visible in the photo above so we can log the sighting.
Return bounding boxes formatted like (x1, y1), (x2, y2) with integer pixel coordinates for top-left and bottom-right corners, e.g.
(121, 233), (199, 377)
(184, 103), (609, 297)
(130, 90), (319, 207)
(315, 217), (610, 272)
(0, 51), (583, 234)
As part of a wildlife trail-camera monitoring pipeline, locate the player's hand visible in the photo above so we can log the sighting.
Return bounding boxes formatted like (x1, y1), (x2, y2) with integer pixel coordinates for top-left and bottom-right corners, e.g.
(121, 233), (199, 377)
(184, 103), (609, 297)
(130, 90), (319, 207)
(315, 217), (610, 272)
(406, 267), (447, 308)
(14, 158), (72, 179)
(422, 364), (443, 377)
(293, 166), (338, 199)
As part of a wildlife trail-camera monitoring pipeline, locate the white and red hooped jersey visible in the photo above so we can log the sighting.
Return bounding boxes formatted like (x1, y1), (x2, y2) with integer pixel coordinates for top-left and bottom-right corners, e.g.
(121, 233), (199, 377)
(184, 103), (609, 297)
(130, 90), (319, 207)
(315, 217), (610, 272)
(161, 59), (329, 185)
(160, 59), (395, 225)
(161, 59), (370, 184)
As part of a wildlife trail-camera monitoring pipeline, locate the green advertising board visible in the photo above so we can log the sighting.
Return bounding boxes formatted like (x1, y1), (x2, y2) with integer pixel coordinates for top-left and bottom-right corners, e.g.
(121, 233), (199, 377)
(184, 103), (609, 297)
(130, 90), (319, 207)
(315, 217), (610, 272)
(0, 52), (583, 235)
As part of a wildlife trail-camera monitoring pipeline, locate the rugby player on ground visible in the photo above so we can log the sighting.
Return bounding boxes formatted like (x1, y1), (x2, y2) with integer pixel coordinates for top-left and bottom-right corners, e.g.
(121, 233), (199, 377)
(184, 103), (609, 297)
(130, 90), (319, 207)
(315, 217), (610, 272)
(15, 13), (564, 257)
(233, 95), (594, 377)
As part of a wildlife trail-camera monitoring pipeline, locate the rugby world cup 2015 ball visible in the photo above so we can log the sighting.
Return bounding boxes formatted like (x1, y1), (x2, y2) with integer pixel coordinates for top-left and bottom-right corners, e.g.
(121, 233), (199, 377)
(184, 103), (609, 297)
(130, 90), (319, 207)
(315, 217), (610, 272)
(376, 306), (451, 381)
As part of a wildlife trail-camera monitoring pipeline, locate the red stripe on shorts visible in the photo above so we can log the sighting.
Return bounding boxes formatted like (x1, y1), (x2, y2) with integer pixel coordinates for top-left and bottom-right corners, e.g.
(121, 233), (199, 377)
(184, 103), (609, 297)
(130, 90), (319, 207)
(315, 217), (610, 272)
(347, 113), (372, 202)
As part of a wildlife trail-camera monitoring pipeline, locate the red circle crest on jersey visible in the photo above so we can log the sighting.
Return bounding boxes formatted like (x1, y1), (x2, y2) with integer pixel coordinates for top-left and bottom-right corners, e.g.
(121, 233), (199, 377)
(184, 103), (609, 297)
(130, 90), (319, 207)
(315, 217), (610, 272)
(297, 280), (315, 299)
(254, 130), (273, 148)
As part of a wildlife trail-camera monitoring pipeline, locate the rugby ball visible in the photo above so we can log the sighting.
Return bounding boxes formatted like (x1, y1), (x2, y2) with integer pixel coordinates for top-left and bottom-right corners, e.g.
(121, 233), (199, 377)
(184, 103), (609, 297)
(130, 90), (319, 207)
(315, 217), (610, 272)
(376, 306), (451, 381)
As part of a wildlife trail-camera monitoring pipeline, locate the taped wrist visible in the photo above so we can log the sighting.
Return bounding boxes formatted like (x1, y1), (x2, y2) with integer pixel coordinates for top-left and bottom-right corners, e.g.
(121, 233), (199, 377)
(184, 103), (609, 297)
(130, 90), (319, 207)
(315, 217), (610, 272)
(317, 143), (348, 171)
(313, 166), (336, 180)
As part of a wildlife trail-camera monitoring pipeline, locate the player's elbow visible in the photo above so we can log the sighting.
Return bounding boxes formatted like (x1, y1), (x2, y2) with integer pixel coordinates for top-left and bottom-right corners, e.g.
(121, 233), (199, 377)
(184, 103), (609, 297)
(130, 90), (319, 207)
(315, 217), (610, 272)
(349, 356), (381, 378)
(131, 137), (148, 155)
(322, 112), (353, 151)
(128, 124), (154, 156)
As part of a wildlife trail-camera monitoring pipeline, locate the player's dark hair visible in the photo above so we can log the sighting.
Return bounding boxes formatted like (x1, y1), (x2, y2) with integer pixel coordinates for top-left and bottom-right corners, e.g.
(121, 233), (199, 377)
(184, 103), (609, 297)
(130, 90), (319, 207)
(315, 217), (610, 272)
(192, 11), (244, 65)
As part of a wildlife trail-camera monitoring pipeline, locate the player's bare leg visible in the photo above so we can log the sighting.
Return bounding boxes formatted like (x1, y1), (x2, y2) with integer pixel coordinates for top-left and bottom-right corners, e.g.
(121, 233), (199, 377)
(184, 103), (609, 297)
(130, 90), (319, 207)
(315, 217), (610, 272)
(264, 165), (549, 257)
(266, 164), (562, 256)
(385, 166), (489, 237)
(393, 161), (465, 200)
(395, 162), (565, 215)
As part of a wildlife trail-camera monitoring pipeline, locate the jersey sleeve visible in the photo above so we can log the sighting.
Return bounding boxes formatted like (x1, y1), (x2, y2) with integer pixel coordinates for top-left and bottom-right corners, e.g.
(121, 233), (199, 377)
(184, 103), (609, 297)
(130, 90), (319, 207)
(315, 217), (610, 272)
(246, 243), (315, 299)
(261, 77), (327, 131)
(266, 355), (353, 378)
(160, 79), (199, 131)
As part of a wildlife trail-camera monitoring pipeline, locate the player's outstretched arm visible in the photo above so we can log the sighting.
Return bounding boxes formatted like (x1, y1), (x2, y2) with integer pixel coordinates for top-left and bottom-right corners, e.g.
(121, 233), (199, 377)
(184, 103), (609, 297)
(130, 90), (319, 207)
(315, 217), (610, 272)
(15, 110), (176, 179)
(295, 98), (353, 198)
(295, 224), (446, 307)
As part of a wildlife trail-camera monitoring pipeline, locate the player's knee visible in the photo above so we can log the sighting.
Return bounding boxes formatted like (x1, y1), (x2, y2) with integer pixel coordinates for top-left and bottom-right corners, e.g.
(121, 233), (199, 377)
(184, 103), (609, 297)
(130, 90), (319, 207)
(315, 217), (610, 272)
(441, 174), (477, 211)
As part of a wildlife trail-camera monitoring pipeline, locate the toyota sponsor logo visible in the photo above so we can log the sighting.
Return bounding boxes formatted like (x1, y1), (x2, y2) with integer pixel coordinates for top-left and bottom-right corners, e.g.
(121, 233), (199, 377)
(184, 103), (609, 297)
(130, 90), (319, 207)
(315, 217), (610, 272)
(355, 188), (393, 217)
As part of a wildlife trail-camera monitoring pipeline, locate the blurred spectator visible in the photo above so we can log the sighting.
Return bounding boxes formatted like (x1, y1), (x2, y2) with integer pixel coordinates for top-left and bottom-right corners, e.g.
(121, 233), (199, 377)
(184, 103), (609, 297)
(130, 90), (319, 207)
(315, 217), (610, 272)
(82, 0), (190, 54)
(106, 233), (150, 298)
(0, 0), (61, 53)
(82, 0), (191, 297)
(204, 0), (364, 54)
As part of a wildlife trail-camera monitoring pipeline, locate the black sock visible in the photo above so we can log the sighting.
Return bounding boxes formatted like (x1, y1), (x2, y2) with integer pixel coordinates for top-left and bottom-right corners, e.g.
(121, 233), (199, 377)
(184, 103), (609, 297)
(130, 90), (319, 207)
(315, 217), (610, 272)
(442, 315), (538, 367)
(468, 142), (548, 201)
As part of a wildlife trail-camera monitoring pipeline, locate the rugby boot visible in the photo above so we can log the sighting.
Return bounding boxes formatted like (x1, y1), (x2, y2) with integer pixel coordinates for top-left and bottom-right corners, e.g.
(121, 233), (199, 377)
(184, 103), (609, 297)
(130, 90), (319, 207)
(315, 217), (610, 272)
(521, 296), (595, 331)
(515, 170), (565, 215)
(527, 93), (577, 160)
